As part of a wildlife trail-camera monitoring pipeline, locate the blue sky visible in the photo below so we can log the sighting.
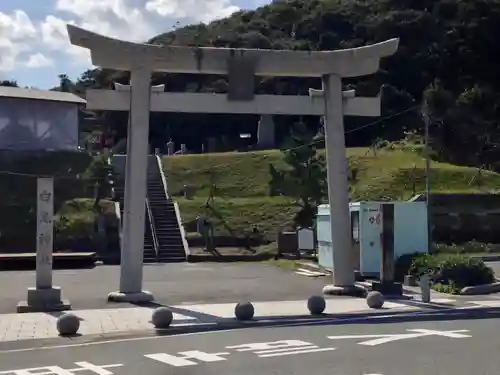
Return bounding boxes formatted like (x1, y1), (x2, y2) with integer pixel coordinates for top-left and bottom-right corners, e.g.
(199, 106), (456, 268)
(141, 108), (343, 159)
(0, 0), (270, 89)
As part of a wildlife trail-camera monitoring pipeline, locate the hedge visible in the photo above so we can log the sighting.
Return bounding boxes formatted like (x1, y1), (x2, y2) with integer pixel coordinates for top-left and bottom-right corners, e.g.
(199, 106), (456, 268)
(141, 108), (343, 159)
(396, 253), (495, 294)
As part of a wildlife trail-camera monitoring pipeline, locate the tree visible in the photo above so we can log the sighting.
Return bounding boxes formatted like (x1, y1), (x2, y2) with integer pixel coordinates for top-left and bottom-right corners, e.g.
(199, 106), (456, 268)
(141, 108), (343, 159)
(269, 124), (327, 228)
(81, 153), (114, 213)
(57, 74), (74, 92)
(57, 0), (500, 168)
(0, 80), (18, 87)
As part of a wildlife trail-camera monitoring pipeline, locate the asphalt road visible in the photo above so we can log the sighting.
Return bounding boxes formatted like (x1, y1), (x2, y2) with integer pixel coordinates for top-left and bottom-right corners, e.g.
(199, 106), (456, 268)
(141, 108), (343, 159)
(0, 263), (328, 313)
(0, 312), (499, 375)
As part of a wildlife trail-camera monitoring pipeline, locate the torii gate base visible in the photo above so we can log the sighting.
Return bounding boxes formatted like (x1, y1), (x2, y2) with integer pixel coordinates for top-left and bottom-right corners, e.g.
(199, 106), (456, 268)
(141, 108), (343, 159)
(67, 25), (398, 300)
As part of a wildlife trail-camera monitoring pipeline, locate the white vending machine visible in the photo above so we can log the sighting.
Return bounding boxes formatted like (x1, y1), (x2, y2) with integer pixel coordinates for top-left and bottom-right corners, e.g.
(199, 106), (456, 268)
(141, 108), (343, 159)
(317, 201), (428, 277)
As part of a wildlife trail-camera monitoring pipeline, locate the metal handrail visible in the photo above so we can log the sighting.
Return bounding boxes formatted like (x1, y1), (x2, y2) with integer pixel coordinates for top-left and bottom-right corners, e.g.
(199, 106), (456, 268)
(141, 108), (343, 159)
(156, 154), (170, 199)
(146, 198), (160, 260)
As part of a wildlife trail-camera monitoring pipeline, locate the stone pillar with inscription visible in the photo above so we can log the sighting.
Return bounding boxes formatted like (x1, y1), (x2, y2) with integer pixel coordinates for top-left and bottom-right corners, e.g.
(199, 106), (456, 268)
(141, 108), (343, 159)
(17, 177), (71, 313)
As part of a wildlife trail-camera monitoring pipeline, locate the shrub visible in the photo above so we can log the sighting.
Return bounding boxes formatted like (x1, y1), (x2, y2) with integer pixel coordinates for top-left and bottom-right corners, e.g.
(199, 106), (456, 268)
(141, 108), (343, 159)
(408, 253), (494, 291)
(395, 253), (422, 281)
(433, 255), (494, 289)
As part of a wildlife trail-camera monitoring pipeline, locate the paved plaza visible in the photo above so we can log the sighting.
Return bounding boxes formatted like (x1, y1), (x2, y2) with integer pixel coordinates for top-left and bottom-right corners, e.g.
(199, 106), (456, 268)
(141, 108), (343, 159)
(0, 263), (330, 313)
(1, 262), (500, 343)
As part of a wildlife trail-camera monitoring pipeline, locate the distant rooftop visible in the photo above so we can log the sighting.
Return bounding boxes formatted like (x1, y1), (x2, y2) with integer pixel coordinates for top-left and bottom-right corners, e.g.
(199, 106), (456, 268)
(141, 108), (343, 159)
(0, 86), (86, 104)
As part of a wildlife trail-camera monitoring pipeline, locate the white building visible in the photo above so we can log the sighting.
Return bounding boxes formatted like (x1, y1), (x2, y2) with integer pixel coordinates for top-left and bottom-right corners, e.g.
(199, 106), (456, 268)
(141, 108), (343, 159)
(0, 86), (86, 151)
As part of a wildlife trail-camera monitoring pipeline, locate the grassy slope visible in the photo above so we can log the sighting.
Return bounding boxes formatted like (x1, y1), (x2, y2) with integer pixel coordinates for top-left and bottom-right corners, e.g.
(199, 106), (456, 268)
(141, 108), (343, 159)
(163, 148), (500, 241)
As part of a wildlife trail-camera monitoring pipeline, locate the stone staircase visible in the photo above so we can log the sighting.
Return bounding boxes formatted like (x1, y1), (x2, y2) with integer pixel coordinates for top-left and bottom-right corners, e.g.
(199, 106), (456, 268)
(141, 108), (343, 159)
(113, 186), (157, 263)
(111, 154), (187, 263)
(147, 167), (186, 262)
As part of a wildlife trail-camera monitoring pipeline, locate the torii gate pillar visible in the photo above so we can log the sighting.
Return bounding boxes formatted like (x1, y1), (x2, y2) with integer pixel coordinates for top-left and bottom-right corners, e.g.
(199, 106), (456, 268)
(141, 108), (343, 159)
(108, 67), (155, 303)
(321, 75), (360, 295)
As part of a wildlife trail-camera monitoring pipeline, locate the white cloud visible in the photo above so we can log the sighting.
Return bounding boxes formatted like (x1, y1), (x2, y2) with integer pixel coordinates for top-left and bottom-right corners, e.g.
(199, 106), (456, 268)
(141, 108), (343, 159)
(1, 0), (243, 76)
(0, 10), (36, 71)
(145, 0), (239, 23)
(40, 15), (90, 63)
(25, 53), (53, 68)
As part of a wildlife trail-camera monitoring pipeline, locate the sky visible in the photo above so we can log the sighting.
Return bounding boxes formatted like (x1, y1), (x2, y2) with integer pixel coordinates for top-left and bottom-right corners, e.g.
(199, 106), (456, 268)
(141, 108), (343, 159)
(0, 0), (270, 89)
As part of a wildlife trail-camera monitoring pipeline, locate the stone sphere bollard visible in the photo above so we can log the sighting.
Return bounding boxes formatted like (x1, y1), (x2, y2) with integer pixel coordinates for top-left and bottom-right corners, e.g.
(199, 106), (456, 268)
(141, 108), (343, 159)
(56, 313), (80, 336)
(234, 302), (254, 321)
(366, 291), (385, 309)
(307, 295), (326, 315)
(152, 307), (173, 329)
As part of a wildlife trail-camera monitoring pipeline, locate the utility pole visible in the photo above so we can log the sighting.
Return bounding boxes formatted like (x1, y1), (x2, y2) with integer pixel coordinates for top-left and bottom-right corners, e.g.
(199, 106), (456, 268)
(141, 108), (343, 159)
(422, 100), (432, 253)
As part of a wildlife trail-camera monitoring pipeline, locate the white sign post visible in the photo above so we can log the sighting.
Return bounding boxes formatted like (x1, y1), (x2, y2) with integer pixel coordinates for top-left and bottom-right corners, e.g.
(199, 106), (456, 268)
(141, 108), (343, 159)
(36, 177), (54, 289)
(17, 177), (71, 313)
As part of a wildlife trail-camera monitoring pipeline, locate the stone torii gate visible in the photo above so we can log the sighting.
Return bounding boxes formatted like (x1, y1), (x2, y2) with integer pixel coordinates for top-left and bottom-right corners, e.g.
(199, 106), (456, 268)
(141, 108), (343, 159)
(67, 24), (398, 302)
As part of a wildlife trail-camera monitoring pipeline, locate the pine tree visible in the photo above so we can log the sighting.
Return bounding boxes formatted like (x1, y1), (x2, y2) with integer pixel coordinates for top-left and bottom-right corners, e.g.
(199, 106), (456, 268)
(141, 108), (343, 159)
(269, 124), (327, 228)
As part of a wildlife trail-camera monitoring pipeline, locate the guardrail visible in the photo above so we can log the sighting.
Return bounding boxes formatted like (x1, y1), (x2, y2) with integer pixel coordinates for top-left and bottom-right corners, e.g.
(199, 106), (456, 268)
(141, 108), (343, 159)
(156, 154), (170, 199)
(173, 201), (190, 258)
(146, 198), (160, 260)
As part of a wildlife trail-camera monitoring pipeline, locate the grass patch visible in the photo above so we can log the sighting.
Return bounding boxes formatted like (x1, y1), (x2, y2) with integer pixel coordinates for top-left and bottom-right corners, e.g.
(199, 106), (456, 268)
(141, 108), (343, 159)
(433, 241), (500, 254)
(261, 259), (302, 270)
(55, 198), (115, 239)
(163, 150), (285, 197)
(163, 148), (500, 240)
(432, 283), (462, 295)
(177, 196), (297, 241)
(164, 148), (500, 200)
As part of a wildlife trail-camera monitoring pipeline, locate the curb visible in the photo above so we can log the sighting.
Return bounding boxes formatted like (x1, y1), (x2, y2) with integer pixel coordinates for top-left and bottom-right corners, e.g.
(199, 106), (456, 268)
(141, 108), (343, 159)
(3, 305), (498, 353)
(460, 281), (500, 295)
(471, 254), (500, 262)
(0, 307), (440, 352)
(187, 253), (275, 262)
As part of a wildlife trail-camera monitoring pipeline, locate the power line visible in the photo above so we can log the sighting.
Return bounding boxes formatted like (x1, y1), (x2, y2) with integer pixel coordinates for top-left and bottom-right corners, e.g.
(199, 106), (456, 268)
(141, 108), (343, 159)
(168, 104), (421, 177)
(0, 104), (420, 179)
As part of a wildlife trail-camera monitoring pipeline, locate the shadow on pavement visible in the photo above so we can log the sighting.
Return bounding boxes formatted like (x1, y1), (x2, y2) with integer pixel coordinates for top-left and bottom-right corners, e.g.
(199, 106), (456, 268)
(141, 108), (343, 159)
(131, 301), (223, 323)
(269, 307), (500, 329)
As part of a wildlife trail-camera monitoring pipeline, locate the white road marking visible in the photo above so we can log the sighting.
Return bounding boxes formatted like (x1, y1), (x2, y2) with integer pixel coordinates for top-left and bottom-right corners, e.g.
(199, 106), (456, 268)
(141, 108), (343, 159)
(227, 340), (312, 352)
(258, 347), (336, 357)
(227, 339), (336, 358)
(145, 351), (230, 367)
(0, 362), (123, 375)
(327, 328), (471, 346)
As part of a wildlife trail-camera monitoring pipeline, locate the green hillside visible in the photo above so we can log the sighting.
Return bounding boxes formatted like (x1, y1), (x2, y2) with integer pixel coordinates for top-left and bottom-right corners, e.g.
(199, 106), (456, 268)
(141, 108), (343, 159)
(163, 147), (500, 242)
